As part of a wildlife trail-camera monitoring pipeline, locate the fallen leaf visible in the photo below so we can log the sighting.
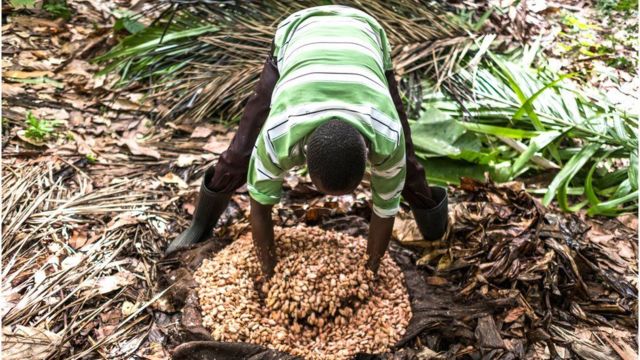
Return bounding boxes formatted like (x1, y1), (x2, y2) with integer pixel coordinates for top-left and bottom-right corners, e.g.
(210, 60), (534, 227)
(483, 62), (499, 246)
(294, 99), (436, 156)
(617, 214), (637, 231)
(191, 125), (215, 138)
(504, 307), (526, 323)
(202, 136), (229, 154)
(2, 83), (25, 96)
(3, 70), (54, 79)
(176, 154), (197, 167)
(125, 137), (161, 159)
(81, 271), (136, 295)
(122, 301), (137, 317)
(425, 276), (448, 286)
(2, 325), (69, 360)
(159, 172), (188, 189)
(16, 130), (49, 147)
(183, 203), (195, 215)
(69, 230), (88, 249)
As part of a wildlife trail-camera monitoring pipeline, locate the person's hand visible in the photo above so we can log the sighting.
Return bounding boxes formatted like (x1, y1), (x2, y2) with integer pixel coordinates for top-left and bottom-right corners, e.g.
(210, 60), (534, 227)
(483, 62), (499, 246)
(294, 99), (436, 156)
(366, 212), (395, 273)
(249, 198), (277, 278)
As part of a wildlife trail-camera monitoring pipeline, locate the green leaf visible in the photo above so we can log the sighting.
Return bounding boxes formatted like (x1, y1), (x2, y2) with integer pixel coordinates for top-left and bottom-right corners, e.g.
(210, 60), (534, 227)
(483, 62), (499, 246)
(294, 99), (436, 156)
(459, 122), (541, 139)
(416, 157), (490, 185)
(115, 17), (146, 34)
(629, 150), (638, 190)
(511, 130), (562, 177)
(585, 161), (601, 206)
(512, 73), (575, 120)
(411, 109), (468, 157)
(9, 0), (36, 8)
(542, 143), (600, 206)
(587, 190), (639, 216)
(9, 77), (64, 88)
(95, 25), (218, 63)
(488, 54), (546, 131)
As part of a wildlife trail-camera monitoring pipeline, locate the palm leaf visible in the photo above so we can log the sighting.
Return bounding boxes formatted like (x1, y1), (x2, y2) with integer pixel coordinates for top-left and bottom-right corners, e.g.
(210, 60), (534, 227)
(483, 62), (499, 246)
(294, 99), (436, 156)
(97, 0), (495, 123)
(415, 51), (638, 215)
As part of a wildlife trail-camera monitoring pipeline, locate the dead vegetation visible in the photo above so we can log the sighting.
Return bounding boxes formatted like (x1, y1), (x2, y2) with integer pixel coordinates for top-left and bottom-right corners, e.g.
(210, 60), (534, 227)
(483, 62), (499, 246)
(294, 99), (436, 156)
(1, 1), (638, 359)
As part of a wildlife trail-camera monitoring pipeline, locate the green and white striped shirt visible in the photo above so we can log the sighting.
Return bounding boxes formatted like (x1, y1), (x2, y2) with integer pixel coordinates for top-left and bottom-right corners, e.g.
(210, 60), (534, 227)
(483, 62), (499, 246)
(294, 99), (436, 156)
(247, 5), (406, 218)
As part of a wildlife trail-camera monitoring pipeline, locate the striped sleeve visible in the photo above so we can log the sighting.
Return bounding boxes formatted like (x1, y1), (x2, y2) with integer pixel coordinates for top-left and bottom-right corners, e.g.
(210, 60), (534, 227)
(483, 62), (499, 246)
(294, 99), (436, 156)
(379, 27), (394, 71)
(247, 134), (285, 205)
(370, 134), (406, 218)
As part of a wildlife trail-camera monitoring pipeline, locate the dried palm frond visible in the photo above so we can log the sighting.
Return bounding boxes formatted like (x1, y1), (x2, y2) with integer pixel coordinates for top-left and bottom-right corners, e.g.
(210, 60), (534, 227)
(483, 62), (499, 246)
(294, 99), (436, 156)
(97, 0), (496, 123)
(1, 159), (176, 359)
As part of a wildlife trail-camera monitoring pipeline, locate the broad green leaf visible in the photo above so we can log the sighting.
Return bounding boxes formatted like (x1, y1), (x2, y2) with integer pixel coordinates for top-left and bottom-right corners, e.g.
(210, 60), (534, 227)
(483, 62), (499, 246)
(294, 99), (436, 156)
(411, 111), (468, 157)
(543, 143), (600, 206)
(115, 17), (146, 34)
(415, 157), (490, 185)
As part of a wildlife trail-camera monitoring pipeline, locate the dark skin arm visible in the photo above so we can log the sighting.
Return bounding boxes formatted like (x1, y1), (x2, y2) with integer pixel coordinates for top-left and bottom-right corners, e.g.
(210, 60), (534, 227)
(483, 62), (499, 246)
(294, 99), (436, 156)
(250, 197), (277, 278)
(366, 212), (395, 273)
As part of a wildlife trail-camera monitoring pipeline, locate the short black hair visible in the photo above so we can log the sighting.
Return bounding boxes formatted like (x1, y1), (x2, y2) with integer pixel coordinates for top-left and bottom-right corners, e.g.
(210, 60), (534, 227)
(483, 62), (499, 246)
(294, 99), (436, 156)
(306, 119), (366, 194)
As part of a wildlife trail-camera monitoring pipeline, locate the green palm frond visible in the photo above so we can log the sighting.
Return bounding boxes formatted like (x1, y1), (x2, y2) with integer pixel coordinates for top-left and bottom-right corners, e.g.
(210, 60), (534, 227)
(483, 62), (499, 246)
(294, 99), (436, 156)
(96, 0), (496, 123)
(412, 49), (638, 215)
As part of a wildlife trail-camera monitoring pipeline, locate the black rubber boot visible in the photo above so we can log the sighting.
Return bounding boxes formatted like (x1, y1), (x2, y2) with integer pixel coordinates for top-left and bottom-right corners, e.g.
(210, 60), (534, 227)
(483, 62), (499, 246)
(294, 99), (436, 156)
(411, 186), (449, 241)
(165, 167), (232, 255)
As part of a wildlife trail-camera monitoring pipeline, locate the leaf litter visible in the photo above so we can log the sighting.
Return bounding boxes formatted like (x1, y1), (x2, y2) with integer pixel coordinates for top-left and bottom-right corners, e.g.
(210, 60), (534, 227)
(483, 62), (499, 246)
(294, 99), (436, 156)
(1, 1), (638, 359)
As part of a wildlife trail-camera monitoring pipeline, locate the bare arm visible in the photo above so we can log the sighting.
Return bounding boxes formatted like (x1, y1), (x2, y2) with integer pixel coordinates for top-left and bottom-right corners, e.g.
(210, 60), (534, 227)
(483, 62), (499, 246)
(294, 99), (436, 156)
(385, 70), (435, 209)
(366, 212), (395, 273)
(250, 197), (276, 278)
(209, 56), (280, 192)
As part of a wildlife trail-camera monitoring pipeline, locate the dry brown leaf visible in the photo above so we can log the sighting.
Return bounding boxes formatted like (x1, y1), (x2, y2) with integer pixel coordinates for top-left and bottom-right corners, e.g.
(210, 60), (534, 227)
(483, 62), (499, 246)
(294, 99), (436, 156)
(3, 70), (54, 79)
(183, 203), (195, 215)
(2, 325), (68, 360)
(16, 129), (53, 147)
(504, 307), (526, 323)
(59, 59), (94, 78)
(125, 137), (161, 159)
(191, 125), (216, 138)
(393, 213), (426, 246)
(202, 136), (229, 154)
(80, 271), (136, 296)
(159, 172), (188, 189)
(2, 83), (25, 97)
(425, 276), (448, 286)
(69, 230), (88, 250)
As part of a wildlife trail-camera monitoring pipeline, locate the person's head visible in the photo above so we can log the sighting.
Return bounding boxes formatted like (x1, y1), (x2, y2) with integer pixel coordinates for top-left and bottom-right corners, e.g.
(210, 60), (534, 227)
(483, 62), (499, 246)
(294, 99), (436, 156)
(306, 119), (367, 195)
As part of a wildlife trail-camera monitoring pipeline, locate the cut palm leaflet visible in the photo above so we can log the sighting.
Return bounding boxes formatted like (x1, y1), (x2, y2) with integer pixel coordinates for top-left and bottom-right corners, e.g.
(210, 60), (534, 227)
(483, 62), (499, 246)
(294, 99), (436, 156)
(97, 0), (638, 216)
(412, 46), (638, 216)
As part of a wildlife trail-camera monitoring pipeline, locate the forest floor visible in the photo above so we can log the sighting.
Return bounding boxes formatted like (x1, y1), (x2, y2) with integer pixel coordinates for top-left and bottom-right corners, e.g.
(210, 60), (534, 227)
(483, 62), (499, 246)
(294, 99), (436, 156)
(1, 1), (637, 359)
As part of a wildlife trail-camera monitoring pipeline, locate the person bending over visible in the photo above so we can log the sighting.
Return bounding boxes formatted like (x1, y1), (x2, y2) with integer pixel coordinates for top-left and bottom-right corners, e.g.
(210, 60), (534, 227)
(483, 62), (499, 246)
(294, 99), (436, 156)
(165, 5), (448, 277)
